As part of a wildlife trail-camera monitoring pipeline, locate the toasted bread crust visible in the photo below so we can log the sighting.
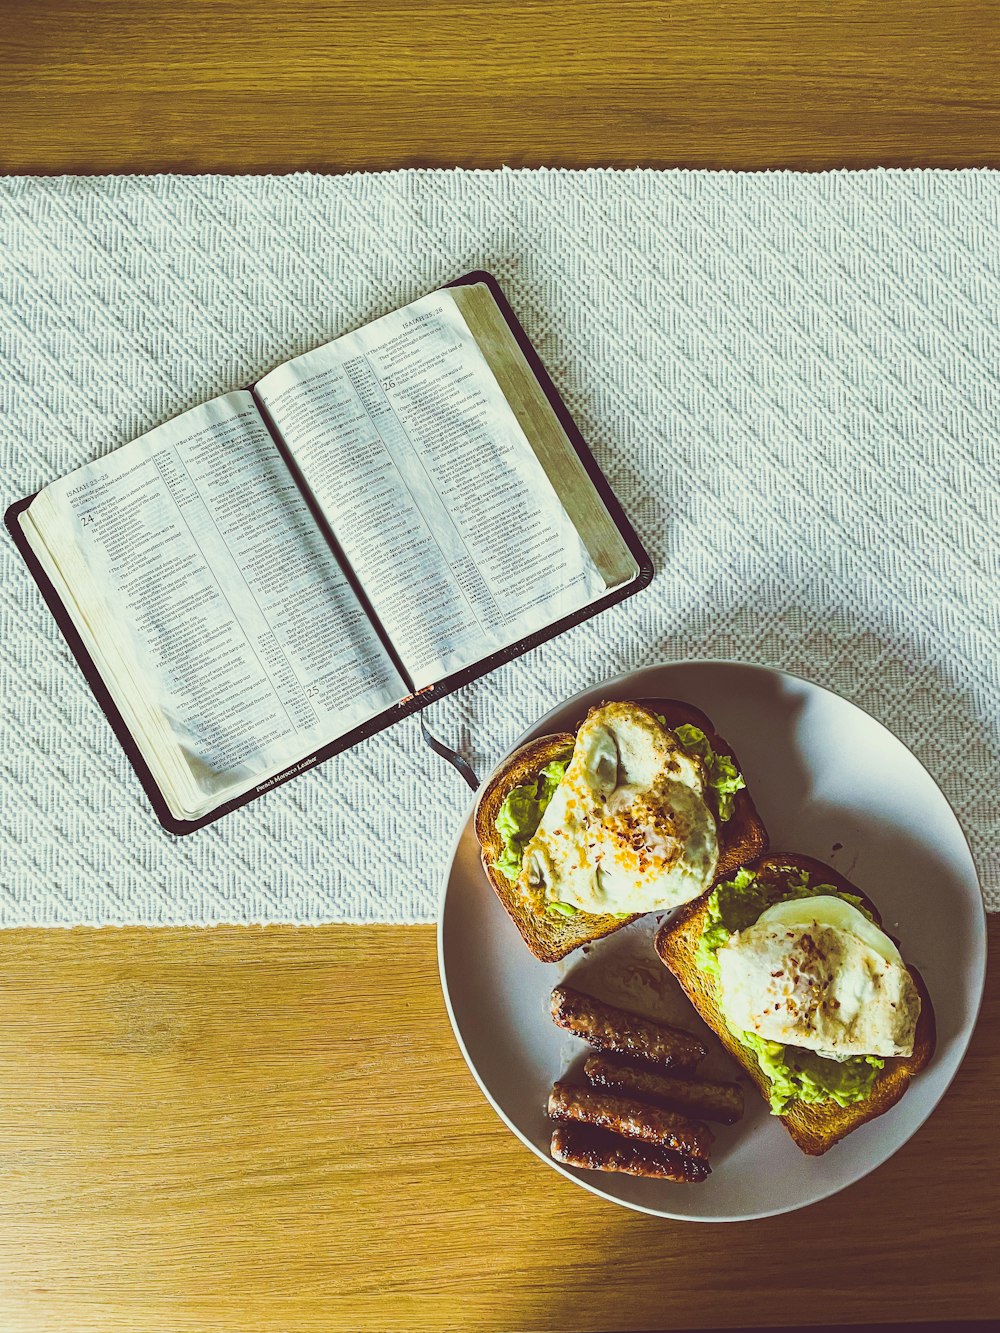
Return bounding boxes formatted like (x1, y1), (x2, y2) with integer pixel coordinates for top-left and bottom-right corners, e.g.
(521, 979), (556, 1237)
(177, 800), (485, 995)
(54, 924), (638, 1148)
(474, 699), (769, 962)
(653, 853), (937, 1155)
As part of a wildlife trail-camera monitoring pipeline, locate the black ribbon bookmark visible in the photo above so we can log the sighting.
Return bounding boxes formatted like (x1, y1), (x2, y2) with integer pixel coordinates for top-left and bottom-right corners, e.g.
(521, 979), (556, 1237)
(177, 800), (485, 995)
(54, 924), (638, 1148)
(418, 714), (480, 792)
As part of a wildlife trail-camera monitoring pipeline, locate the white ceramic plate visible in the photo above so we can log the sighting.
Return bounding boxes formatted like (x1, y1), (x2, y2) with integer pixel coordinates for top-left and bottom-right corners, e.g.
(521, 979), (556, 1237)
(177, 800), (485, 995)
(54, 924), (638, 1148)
(438, 662), (986, 1221)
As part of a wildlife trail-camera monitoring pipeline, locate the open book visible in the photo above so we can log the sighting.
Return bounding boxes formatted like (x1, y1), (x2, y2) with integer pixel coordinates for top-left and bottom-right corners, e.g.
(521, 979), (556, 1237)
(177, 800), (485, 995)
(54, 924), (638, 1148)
(8, 273), (650, 832)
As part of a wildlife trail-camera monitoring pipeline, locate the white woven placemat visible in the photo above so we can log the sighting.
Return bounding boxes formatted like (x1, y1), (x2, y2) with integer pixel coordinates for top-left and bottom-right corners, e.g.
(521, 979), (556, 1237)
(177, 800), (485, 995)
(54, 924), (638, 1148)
(1, 169), (997, 924)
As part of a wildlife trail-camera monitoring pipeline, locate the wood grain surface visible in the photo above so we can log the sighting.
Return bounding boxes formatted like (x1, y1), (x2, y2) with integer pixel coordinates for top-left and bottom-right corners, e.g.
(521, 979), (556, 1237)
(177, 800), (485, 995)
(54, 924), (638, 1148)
(0, 921), (996, 1333)
(2, 0), (999, 173)
(3, 1), (999, 1329)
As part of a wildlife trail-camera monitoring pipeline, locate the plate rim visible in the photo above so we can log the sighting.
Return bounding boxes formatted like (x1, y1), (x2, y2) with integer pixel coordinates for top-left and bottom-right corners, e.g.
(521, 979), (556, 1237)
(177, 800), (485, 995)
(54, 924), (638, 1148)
(436, 658), (987, 1222)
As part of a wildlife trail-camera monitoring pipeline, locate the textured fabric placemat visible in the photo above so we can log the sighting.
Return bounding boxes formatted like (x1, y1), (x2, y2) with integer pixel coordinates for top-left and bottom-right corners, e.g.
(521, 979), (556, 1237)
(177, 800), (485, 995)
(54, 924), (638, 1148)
(1, 169), (997, 924)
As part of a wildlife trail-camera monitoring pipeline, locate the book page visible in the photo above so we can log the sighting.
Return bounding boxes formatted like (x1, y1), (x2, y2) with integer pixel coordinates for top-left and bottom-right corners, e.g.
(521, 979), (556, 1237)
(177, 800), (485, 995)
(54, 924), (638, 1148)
(256, 289), (616, 689)
(23, 393), (407, 819)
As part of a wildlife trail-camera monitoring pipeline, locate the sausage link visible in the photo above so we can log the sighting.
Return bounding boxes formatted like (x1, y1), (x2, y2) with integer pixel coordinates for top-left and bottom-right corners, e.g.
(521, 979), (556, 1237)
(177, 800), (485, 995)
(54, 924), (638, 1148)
(584, 1053), (744, 1124)
(548, 1081), (713, 1159)
(550, 985), (707, 1070)
(551, 1123), (710, 1182)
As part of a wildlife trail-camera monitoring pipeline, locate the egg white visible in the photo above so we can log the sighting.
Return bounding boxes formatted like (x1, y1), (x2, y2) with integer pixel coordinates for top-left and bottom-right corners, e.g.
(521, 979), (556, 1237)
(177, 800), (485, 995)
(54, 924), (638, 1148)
(520, 702), (719, 916)
(757, 895), (902, 964)
(716, 894), (920, 1059)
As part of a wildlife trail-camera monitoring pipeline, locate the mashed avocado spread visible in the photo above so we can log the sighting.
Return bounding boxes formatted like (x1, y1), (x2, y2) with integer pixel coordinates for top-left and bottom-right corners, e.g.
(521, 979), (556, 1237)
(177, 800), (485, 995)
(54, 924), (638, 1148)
(697, 867), (884, 1113)
(669, 724), (745, 821)
(494, 759), (569, 884)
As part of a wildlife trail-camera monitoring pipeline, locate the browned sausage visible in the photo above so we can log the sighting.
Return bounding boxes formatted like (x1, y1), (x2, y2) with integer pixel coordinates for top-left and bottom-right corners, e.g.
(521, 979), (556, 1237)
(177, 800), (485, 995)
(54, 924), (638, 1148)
(584, 1053), (744, 1125)
(548, 1081), (714, 1159)
(549, 985), (706, 1070)
(550, 1123), (710, 1182)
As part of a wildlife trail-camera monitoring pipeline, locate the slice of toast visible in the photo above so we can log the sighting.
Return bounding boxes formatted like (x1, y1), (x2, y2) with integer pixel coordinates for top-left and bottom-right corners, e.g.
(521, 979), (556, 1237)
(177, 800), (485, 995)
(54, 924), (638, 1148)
(474, 699), (768, 962)
(653, 853), (936, 1155)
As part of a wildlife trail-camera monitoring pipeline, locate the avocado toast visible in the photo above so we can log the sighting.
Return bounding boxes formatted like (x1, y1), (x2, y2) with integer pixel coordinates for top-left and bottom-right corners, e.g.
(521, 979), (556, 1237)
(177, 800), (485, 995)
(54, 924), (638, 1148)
(654, 853), (936, 1155)
(475, 698), (768, 961)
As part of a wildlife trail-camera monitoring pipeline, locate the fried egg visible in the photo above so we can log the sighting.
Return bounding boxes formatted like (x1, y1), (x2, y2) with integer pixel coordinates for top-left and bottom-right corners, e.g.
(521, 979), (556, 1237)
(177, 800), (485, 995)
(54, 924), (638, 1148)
(716, 895), (921, 1059)
(519, 702), (719, 915)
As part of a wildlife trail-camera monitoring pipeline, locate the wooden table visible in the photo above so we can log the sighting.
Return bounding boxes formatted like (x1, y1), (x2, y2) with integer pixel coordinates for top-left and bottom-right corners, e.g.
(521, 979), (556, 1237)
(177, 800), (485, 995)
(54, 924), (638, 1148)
(2, 4), (998, 1330)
